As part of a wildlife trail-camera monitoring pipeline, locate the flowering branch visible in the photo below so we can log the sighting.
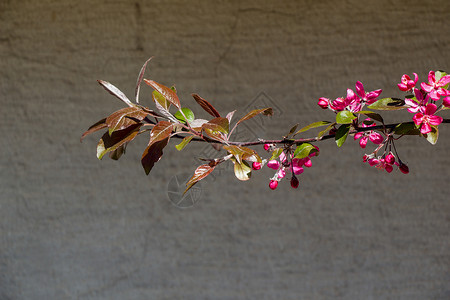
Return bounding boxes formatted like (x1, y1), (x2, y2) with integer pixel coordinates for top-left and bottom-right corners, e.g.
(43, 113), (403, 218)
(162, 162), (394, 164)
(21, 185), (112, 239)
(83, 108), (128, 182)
(82, 59), (450, 192)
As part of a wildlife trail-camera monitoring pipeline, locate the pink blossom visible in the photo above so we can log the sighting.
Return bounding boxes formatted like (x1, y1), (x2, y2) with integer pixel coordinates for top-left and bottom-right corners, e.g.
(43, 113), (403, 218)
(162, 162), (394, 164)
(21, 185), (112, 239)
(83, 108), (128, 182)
(318, 97), (329, 109)
(267, 160), (280, 170)
(368, 158), (394, 173)
(291, 159), (304, 175)
(355, 81), (382, 105)
(277, 168), (286, 179)
(269, 180), (278, 190)
(397, 73), (418, 92)
(443, 96), (450, 108)
(252, 162), (262, 170)
(420, 71), (450, 101)
(412, 103), (443, 134)
(405, 88), (428, 114)
(353, 118), (384, 148)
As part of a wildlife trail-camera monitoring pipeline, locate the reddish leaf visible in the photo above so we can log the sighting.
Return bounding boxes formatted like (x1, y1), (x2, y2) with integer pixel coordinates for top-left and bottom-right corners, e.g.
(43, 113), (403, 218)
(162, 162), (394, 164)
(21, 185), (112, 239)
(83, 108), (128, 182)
(202, 117), (229, 134)
(109, 143), (127, 160)
(192, 94), (220, 117)
(97, 124), (142, 159)
(223, 145), (261, 164)
(184, 164), (215, 194)
(106, 106), (149, 135)
(97, 80), (133, 107)
(144, 79), (181, 109)
(81, 118), (107, 141)
(202, 129), (228, 142)
(236, 107), (273, 125)
(141, 137), (170, 175)
(152, 90), (170, 110)
(150, 121), (173, 144)
(135, 57), (153, 103)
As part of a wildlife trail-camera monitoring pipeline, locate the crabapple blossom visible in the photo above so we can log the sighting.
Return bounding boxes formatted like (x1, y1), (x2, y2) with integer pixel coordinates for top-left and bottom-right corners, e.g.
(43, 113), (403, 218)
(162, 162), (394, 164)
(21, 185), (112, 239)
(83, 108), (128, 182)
(354, 119), (384, 149)
(405, 88), (428, 113)
(355, 81), (382, 105)
(412, 103), (443, 134)
(269, 180), (278, 190)
(397, 73), (418, 92)
(420, 71), (450, 101)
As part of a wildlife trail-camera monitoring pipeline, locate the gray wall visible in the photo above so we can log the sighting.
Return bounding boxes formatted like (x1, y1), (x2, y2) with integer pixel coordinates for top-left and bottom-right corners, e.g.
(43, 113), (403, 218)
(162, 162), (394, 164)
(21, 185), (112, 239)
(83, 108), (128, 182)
(1, 1), (449, 299)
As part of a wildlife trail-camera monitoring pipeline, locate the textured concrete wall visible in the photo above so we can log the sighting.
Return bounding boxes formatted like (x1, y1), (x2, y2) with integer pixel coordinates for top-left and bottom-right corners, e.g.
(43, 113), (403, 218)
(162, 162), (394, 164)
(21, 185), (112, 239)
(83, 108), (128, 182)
(1, 0), (449, 299)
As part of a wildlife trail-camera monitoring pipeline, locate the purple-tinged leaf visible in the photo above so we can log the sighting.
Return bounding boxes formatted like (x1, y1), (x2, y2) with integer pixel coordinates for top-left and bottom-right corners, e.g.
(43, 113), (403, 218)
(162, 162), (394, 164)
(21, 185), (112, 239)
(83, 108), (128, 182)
(141, 137), (169, 175)
(356, 110), (384, 124)
(190, 119), (208, 131)
(106, 106), (149, 135)
(192, 94), (220, 118)
(150, 121), (173, 144)
(154, 100), (178, 123)
(226, 111), (236, 123)
(109, 143), (127, 160)
(81, 118), (107, 141)
(97, 80), (134, 107)
(223, 145), (261, 164)
(203, 128), (228, 142)
(97, 124), (142, 159)
(202, 117), (229, 134)
(135, 57), (153, 103)
(144, 79), (181, 109)
(184, 164), (215, 194)
(236, 108), (273, 125)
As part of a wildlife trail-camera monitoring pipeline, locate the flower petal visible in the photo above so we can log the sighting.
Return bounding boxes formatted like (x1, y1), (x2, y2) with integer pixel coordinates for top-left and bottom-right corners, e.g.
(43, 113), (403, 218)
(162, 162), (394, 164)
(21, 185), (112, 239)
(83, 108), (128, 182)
(355, 81), (365, 98)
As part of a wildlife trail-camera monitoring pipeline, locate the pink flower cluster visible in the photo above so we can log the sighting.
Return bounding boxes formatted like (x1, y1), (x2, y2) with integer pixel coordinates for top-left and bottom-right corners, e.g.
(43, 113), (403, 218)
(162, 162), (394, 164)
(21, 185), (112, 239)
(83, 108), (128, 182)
(401, 71), (450, 134)
(252, 144), (319, 190)
(363, 152), (409, 174)
(318, 81), (382, 113)
(354, 118), (384, 148)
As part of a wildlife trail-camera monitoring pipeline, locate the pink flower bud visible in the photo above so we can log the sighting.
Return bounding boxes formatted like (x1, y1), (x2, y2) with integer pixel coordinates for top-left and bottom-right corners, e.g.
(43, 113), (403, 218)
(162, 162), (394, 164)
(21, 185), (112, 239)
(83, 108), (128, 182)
(267, 160), (280, 170)
(252, 162), (262, 170)
(317, 97), (329, 109)
(399, 163), (409, 174)
(269, 180), (278, 190)
(385, 153), (395, 164)
(264, 144), (271, 151)
(290, 176), (299, 189)
(277, 168), (286, 179)
(443, 96), (450, 108)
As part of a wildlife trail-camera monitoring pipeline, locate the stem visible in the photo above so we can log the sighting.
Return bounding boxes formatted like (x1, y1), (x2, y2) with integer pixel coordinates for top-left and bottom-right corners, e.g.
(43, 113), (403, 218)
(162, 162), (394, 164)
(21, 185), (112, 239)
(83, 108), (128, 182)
(175, 118), (450, 147)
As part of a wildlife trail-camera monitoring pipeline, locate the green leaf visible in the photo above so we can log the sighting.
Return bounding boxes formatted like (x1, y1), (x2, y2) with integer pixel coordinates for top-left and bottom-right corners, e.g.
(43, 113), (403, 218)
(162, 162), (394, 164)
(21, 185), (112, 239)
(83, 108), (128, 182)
(435, 70), (449, 90)
(294, 121), (331, 135)
(285, 123), (299, 137)
(141, 137), (170, 175)
(317, 122), (336, 138)
(293, 143), (319, 159)
(202, 117), (229, 134)
(223, 145), (262, 164)
(150, 121), (173, 144)
(175, 135), (194, 151)
(230, 158), (252, 181)
(174, 108), (195, 124)
(192, 94), (221, 117)
(356, 110), (384, 124)
(144, 79), (181, 109)
(152, 90), (170, 110)
(106, 106), (149, 135)
(236, 108), (273, 125)
(367, 98), (406, 110)
(184, 164), (215, 194)
(97, 124), (142, 159)
(394, 123), (420, 135)
(269, 148), (283, 160)
(424, 125), (439, 145)
(336, 111), (357, 124)
(335, 124), (350, 147)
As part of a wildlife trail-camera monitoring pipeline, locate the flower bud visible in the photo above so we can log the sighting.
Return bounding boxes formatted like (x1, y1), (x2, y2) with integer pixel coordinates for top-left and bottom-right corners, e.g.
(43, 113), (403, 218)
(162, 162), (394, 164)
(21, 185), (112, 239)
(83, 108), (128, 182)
(317, 97), (329, 109)
(263, 144), (271, 151)
(290, 176), (299, 189)
(385, 153), (395, 164)
(399, 163), (409, 174)
(269, 180), (278, 190)
(252, 162), (262, 170)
